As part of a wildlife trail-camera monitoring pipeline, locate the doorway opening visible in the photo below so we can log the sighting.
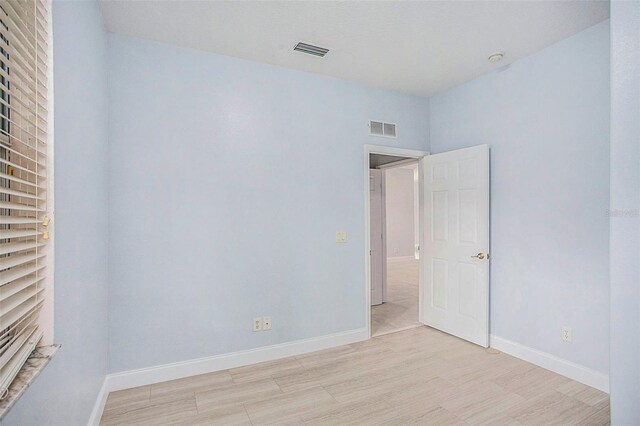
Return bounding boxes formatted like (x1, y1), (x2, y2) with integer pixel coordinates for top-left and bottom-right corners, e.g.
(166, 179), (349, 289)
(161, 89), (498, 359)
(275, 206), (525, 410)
(367, 147), (426, 337)
(370, 155), (420, 336)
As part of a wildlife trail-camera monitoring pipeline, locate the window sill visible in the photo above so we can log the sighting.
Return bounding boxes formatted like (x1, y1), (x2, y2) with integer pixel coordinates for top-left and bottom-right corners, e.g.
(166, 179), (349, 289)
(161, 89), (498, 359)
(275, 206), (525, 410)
(0, 344), (60, 421)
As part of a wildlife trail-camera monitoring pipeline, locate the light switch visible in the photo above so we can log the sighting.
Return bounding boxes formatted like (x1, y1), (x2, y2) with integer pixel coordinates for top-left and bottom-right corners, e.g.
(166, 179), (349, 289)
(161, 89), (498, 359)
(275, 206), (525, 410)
(335, 231), (347, 243)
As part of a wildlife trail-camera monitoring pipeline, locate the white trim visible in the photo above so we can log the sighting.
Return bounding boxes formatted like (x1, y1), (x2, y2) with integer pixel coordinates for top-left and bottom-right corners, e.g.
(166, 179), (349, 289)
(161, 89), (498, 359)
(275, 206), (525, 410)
(381, 171), (387, 303)
(372, 323), (422, 338)
(490, 334), (609, 393)
(413, 165), (420, 261)
(387, 256), (416, 263)
(103, 328), (368, 393)
(365, 144), (428, 338)
(376, 158), (418, 170)
(87, 379), (108, 426)
(40, 0), (55, 347)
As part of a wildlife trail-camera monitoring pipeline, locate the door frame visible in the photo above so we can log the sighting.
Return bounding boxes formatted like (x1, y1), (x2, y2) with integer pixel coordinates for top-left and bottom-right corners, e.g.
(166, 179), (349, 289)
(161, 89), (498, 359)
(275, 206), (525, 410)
(364, 144), (429, 337)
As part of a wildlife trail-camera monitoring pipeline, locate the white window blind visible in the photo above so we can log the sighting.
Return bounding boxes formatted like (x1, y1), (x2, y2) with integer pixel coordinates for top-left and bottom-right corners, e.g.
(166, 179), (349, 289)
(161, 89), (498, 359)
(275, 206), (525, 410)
(0, 0), (49, 398)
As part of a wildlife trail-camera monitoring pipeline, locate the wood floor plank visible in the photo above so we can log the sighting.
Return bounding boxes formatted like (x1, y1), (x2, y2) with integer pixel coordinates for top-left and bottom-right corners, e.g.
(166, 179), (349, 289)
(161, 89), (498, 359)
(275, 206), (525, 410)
(505, 390), (603, 426)
(555, 380), (610, 407)
(439, 380), (526, 425)
(274, 347), (399, 393)
(150, 370), (233, 404)
(187, 404), (252, 426)
(244, 386), (337, 425)
(102, 385), (151, 418)
(195, 377), (282, 412)
(229, 356), (305, 383)
(492, 363), (572, 398)
(302, 398), (408, 426)
(100, 397), (198, 426)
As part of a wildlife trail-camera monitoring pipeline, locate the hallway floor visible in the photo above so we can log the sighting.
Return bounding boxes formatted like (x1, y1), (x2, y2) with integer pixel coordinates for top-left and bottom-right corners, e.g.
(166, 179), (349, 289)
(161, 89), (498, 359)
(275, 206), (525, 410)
(371, 258), (420, 336)
(100, 326), (609, 425)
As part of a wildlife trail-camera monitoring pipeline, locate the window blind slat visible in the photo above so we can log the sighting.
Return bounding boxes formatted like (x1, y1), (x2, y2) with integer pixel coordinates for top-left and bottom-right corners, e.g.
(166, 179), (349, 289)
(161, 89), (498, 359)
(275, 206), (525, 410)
(0, 240), (44, 256)
(0, 201), (43, 212)
(0, 113), (46, 152)
(1, 2), (36, 49)
(0, 63), (37, 100)
(0, 323), (37, 363)
(0, 230), (41, 240)
(0, 324), (37, 362)
(0, 83), (38, 118)
(0, 327), (42, 394)
(0, 286), (43, 318)
(0, 188), (43, 201)
(0, 310), (38, 357)
(0, 300), (43, 340)
(0, 142), (47, 169)
(0, 263), (45, 287)
(0, 252), (45, 271)
(0, 302), (42, 351)
(0, 59), (37, 94)
(0, 95), (41, 132)
(0, 300), (42, 338)
(0, 28), (36, 72)
(0, 274), (43, 302)
(0, 171), (41, 188)
(0, 157), (44, 178)
(0, 127), (47, 152)
(0, 216), (42, 224)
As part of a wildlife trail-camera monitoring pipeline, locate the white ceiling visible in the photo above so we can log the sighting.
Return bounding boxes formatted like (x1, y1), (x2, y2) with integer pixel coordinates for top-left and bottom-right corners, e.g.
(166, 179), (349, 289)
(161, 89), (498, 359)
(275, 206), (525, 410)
(98, 1), (609, 97)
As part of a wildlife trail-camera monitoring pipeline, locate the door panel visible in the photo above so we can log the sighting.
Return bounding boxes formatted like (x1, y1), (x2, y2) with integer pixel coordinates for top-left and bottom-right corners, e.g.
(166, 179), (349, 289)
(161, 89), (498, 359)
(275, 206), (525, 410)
(421, 145), (490, 347)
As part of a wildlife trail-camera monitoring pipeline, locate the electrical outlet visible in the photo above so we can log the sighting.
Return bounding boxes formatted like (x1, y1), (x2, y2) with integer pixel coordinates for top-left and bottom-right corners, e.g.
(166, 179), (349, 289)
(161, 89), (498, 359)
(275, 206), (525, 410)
(253, 317), (262, 332)
(335, 231), (347, 243)
(263, 316), (272, 330)
(562, 326), (572, 342)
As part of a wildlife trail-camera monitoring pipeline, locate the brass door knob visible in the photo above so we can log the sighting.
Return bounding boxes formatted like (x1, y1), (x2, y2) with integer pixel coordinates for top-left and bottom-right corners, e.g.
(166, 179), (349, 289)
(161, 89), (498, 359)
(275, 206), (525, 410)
(471, 252), (486, 260)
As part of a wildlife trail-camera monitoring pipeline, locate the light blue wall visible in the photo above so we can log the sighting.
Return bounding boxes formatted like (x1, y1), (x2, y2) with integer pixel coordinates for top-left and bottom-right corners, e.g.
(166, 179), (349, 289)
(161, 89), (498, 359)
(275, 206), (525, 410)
(107, 34), (430, 373)
(3, 1), (110, 425)
(430, 21), (610, 373)
(609, 1), (640, 422)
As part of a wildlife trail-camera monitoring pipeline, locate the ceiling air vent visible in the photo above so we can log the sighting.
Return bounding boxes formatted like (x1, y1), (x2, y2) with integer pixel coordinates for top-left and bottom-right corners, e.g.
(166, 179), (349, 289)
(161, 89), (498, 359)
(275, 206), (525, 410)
(293, 42), (329, 57)
(369, 120), (397, 138)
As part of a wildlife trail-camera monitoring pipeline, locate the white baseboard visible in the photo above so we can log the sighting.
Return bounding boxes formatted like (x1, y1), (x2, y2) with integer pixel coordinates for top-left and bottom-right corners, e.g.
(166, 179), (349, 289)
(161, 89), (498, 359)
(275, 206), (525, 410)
(490, 335), (609, 393)
(104, 327), (368, 394)
(87, 378), (108, 426)
(387, 256), (416, 263)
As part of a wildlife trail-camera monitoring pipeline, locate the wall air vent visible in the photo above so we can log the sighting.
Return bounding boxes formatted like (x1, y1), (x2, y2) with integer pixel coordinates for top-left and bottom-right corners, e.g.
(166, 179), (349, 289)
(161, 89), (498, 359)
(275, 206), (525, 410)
(369, 120), (397, 138)
(293, 42), (329, 57)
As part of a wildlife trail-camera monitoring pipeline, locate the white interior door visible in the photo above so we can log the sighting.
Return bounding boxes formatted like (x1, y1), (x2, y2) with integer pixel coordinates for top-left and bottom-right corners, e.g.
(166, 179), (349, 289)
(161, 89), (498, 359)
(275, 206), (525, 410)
(421, 145), (490, 347)
(370, 169), (384, 306)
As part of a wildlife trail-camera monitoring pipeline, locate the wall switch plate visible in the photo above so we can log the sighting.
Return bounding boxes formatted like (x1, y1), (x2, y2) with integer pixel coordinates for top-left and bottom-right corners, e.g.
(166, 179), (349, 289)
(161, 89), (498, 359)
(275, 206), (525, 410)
(335, 231), (347, 243)
(562, 326), (572, 342)
(253, 317), (262, 332)
(263, 316), (272, 330)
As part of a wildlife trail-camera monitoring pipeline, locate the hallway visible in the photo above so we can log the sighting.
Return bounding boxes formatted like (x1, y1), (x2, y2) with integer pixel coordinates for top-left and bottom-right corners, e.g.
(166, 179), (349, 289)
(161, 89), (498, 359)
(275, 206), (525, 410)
(371, 258), (419, 336)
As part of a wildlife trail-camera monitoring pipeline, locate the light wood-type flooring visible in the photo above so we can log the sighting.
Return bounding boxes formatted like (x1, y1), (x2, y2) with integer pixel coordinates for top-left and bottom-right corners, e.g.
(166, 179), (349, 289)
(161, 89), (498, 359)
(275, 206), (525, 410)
(101, 326), (609, 425)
